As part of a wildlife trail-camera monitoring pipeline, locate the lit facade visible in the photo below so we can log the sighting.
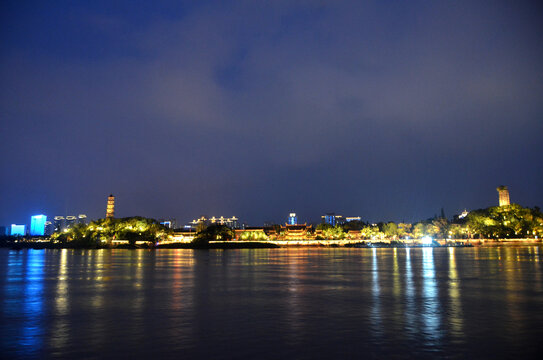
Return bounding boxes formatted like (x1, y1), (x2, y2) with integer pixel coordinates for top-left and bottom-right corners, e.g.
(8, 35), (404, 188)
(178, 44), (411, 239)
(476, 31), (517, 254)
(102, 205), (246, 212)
(30, 214), (47, 236)
(160, 219), (176, 229)
(322, 213), (342, 226)
(54, 216), (65, 232)
(10, 224), (25, 236)
(44, 221), (54, 236)
(65, 216), (76, 229)
(497, 186), (510, 206)
(288, 213), (298, 225)
(78, 214), (87, 225)
(189, 216), (239, 229)
(106, 194), (115, 218)
(345, 216), (361, 222)
(280, 224), (314, 240)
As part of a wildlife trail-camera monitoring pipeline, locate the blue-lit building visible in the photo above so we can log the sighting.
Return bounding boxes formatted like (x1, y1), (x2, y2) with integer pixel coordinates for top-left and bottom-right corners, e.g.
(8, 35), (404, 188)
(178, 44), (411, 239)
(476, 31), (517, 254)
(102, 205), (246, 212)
(322, 213), (343, 227)
(30, 215), (47, 236)
(160, 220), (174, 229)
(10, 224), (26, 236)
(288, 213), (298, 225)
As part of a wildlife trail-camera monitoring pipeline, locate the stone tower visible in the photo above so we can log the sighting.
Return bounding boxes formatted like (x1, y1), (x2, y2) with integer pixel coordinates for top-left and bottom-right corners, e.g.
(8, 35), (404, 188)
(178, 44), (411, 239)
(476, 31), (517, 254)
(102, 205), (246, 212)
(106, 194), (115, 218)
(496, 186), (510, 206)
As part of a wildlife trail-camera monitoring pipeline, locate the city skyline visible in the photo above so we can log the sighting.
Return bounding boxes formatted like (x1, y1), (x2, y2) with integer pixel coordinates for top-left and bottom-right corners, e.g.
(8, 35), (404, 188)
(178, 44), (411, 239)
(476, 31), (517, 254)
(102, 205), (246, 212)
(1, 1), (542, 226)
(2, 184), (537, 231)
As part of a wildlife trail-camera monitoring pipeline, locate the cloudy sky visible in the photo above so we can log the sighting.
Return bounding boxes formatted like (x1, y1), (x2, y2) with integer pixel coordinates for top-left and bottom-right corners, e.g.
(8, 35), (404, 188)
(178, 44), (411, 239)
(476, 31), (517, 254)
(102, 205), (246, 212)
(1, 0), (542, 226)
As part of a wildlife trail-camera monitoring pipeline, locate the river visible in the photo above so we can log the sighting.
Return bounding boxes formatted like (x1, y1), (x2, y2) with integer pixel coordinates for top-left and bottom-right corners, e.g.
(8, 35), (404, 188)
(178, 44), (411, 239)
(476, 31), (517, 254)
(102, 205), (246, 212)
(1, 246), (541, 359)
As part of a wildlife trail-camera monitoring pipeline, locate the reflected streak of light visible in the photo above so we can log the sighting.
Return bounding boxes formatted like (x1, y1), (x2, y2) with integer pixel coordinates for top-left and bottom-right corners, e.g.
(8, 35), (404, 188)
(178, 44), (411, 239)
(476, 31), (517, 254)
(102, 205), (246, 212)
(422, 247), (441, 345)
(404, 248), (416, 334)
(504, 247), (523, 336)
(22, 250), (45, 350)
(371, 248), (382, 336)
(448, 247), (463, 338)
(51, 249), (69, 351)
(286, 251), (303, 344)
(533, 247), (542, 292)
(133, 251), (145, 314)
(393, 248), (400, 298)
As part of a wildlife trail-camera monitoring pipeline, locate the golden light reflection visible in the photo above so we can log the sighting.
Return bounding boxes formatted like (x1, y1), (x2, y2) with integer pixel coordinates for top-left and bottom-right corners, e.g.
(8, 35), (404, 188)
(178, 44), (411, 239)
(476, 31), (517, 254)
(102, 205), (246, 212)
(371, 248), (382, 336)
(422, 247), (441, 345)
(404, 248), (416, 334)
(286, 249), (303, 345)
(51, 249), (69, 350)
(504, 247), (523, 337)
(448, 247), (463, 337)
(393, 247), (400, 298)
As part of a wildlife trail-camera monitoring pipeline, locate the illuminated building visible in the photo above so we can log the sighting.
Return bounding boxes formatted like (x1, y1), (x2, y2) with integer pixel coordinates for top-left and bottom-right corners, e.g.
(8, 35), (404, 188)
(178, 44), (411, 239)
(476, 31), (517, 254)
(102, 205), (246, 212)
(78, 214), (88, 225)
(160, 219), (176, 229)
(345, 216), (362, 222)
(30, 214), (47, 236)
(54, 216), (65, 232)
(281, 224), (314, 240)
(322, 213), (343, 226)
(189, 216), (239, 229)
(288, 213), (298, 225)
(497, 186), (510, 206)
(10, 224), (25, 236)
(458, 210), (469, 219)
(44, 221), (54, 236)
(65, 216), (77, 229)
(106, 194), (115, 218)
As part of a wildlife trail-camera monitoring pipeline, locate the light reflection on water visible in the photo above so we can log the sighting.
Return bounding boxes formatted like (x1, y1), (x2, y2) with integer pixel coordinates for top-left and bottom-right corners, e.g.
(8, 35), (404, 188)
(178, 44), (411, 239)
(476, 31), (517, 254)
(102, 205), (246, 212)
(0, 246), (542, 359)
(421, 247), (441, 346)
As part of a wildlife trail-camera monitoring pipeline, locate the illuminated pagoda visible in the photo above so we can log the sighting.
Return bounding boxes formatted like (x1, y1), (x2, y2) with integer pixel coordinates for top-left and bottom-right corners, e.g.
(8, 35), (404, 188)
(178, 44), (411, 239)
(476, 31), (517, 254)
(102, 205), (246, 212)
(280, 223), (314, 240)
(497, 186), (510, 207)
(106, 194), (115, 218)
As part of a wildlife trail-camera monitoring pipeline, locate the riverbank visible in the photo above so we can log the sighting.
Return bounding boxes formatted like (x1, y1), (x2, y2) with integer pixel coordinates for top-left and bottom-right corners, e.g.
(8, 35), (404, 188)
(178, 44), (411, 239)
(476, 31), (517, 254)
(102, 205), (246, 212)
(2, 238), (540, 250)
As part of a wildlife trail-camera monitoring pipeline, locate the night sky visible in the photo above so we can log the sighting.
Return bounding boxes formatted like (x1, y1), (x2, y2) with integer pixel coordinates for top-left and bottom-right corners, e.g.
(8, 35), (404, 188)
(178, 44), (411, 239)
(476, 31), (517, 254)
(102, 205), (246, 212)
(1, 1), (542, 227)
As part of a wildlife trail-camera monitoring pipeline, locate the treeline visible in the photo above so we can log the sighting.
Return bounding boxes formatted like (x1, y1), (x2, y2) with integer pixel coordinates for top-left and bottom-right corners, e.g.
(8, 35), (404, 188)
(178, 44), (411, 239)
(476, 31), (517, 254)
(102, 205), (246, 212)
(51, 217), (172, 247)
(312, 204), (543, 240)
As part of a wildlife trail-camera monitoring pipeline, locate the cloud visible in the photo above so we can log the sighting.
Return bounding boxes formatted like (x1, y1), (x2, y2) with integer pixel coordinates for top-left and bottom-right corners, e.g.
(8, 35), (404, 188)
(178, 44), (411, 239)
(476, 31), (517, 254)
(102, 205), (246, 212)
(1, 1), (542, 224)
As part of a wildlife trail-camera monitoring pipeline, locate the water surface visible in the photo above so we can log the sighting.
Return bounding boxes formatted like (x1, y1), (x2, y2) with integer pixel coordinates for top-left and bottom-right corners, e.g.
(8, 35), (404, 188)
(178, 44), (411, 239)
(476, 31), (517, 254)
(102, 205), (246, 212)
(1, 247), (542, 359)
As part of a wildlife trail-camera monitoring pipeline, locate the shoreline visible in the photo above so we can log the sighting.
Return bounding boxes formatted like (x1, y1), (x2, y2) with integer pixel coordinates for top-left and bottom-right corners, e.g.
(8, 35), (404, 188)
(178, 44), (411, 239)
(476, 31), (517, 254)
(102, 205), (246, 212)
(1, 238), (541, 250)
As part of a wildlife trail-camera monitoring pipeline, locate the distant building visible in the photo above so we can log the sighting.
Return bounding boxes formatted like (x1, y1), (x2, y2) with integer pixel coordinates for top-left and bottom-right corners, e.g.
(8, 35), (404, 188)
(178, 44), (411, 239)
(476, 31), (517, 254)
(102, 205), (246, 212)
(322, 213), (342, 226)
(10, 224), (26, 236)
(497, 186), (510, 206)
(188, 216), (239, 229)
(54, 216), (65, 232)
(106, 194), (115, 218)
(30, 215), (47, 236)
(288, 213), (298, 225)
(78, 214), (88, 225)
(344, 216), (362, 223)
(65, 216), (77, 229)
(281, 224), (314, 240)
(160, 219), (176, 229)
(44, 221), (54, 236)
(458, 210), (469, 219)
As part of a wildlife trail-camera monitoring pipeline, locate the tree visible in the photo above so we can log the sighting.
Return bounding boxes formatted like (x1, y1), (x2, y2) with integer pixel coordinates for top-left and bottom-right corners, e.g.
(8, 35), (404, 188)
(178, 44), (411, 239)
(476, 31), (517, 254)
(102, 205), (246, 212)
(383, 222), (398, 239)
(194, 224), (234, 243)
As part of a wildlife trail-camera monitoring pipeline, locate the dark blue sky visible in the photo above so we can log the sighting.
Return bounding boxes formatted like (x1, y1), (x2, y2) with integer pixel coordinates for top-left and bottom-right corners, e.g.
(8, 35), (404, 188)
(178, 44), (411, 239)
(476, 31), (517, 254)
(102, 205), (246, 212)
(1, 1), (542, 226)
